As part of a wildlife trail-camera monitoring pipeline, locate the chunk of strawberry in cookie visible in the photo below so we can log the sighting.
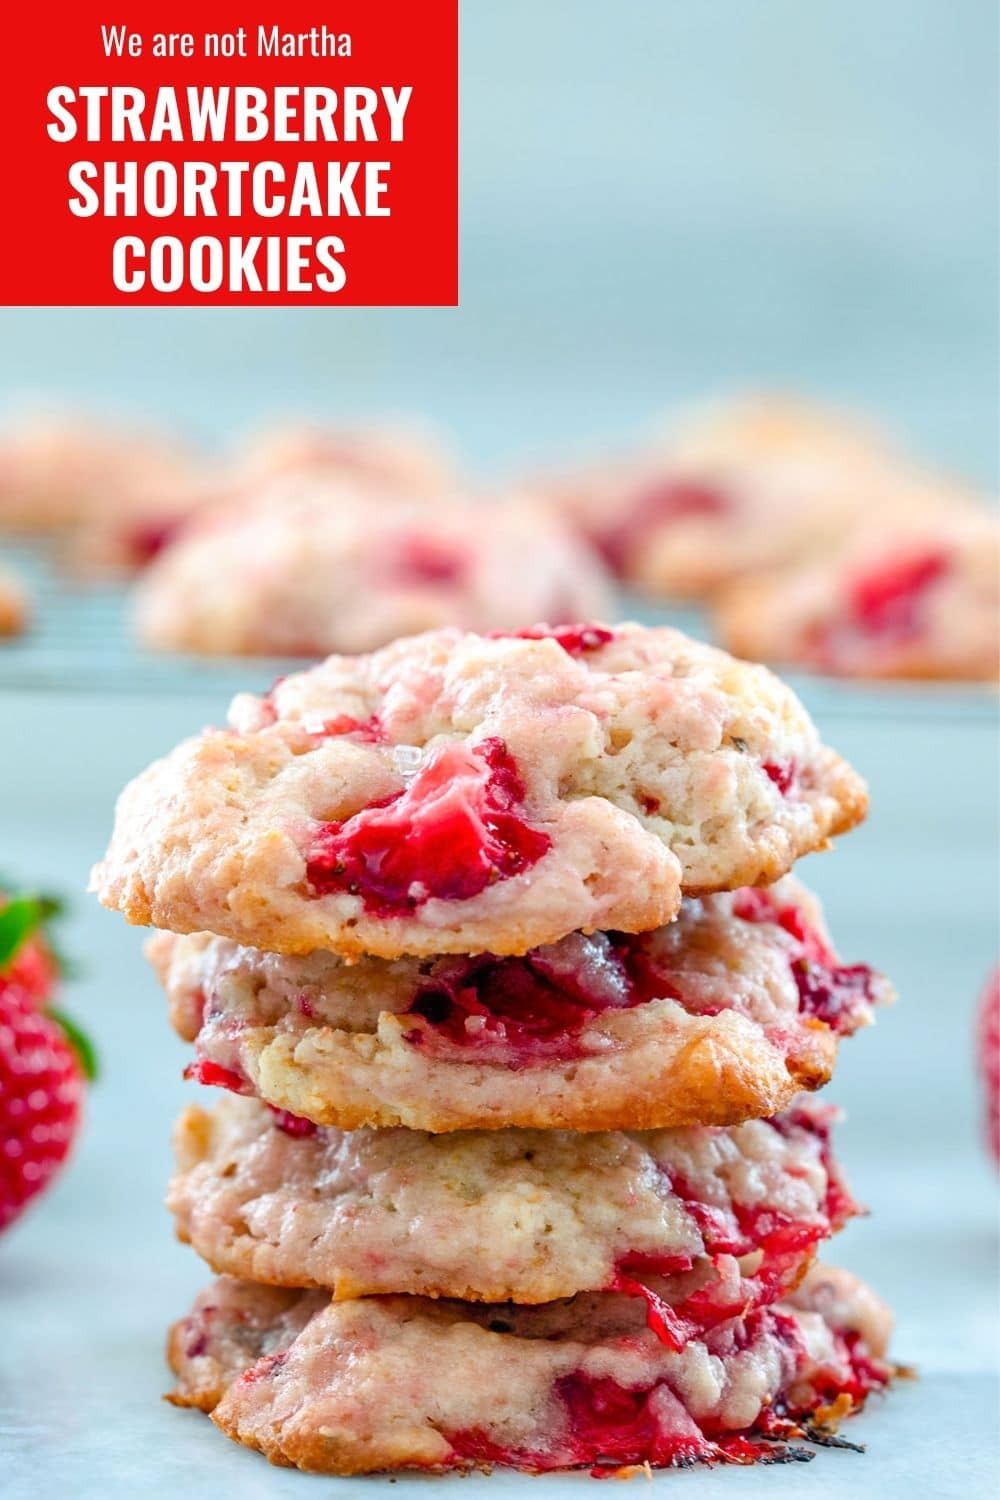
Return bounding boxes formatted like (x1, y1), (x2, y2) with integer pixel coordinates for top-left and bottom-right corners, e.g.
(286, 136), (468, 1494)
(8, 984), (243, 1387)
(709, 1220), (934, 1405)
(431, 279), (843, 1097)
(594, 479), (730, 575)
(491, 623), (615, 655)
(733, 887), (881, 1035)
(846, 549), (951, 640)
(307, 737), (551, 915)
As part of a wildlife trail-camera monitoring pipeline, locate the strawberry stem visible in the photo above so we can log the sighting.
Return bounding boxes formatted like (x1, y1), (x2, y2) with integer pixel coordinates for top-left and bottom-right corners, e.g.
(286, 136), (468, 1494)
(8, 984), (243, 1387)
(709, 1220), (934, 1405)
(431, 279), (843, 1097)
(0, 896), (45, 969)
(0, 887), (68, 976)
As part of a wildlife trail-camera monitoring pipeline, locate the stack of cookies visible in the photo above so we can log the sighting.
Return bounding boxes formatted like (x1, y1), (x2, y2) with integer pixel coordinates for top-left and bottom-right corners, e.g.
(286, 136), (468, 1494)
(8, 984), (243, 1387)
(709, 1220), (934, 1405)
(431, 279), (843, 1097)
(92, 622), (897, 1476)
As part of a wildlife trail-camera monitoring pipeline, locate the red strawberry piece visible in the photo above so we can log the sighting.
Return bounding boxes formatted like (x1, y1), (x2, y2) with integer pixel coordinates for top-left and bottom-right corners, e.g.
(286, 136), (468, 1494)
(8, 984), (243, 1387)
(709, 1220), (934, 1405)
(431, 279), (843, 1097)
(376, 535), (468, 587)
(761, 760), (796, 796)
(847, 549), (950, 638)
(593, 478), (729, 576)
(0, 979), (85, 1232)
(491, 624), (615, 656)
(307, 737), (551, 914)
(183, 1058), (252, 1095)
(267, 1105), (318, 1138)
(977, 967), (1000, 1168)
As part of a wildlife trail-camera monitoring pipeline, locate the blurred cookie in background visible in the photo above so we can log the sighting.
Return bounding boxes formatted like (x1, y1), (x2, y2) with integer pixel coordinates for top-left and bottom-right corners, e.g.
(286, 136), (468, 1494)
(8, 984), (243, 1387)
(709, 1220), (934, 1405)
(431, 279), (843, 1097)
(0, 409), (455, 581)
(0, 561), (29, 636)
(0, 407), (209, 573)
(545, 393), (981, 602)
(104, 417), (457, 576)
(715, 511), (999, 682)
(73, 466), (231, 576)
(233, 418), (456, 497)
(134, 479), (614, 658)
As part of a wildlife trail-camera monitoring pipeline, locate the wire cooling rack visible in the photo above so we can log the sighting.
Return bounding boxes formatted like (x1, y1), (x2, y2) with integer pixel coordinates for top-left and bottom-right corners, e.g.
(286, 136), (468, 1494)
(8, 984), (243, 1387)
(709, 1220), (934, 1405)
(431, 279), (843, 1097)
(0, 542), (325, 697)
(0, 540), (994, 723)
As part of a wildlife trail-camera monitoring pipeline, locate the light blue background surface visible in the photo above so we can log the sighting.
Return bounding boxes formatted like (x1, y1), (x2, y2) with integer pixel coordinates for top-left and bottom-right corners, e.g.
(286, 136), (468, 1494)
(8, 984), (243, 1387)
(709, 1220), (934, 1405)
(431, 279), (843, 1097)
(0, 0), (997, 478)
(0, 2), (997, 1496)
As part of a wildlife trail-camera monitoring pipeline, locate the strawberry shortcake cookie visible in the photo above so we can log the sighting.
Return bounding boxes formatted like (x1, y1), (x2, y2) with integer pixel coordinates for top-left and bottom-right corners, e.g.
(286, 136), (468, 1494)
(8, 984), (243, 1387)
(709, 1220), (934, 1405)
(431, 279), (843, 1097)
(135, 486), (613, 657)
(167, 1263), (894, 1475)
(169, 1093), (855, 1312)
(0, 409), (210, 571)
(232, 418), (454, 496)
(716, 513), (999, 682)
(548, 393), (980, 600)
(88, 417), (455, 573)
(154, 877), (889, 1131)
(92, 624), (867, 958)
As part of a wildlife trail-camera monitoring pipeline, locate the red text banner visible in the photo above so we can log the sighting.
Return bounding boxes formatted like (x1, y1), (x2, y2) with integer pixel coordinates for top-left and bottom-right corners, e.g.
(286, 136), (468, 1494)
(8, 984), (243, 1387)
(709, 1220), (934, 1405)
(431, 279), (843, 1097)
(0, 3), (458, 304)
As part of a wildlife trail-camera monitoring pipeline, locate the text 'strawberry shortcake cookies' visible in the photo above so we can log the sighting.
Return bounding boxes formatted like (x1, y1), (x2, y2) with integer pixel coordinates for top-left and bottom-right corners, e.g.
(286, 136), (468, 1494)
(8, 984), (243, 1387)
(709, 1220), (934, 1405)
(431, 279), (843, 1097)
(716, 514), (1000, 682)
(167, 1264), (893, 1475)
(169, 1094), (854, 1311)
(135, 488), (613, 657)
(92, 625), (867, 958)
(154, 877), (889, 1131)
(547, 394), (980, 600)
(0, 563), (28, 636)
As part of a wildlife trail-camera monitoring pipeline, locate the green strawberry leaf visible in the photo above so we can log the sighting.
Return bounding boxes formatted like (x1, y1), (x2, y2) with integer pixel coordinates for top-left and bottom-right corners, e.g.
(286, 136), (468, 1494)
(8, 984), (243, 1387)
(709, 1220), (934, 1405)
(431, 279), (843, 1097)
(0, 896), (44, 969)
(0, 884), (70, 976)
(46, 1007), (99, 1082)
(0, 877), (63, 918)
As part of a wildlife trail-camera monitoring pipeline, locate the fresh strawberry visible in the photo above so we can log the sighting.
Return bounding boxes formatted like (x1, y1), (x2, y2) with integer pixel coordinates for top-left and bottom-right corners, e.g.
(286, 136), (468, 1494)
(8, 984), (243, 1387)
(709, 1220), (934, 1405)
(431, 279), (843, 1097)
(0, 887), (94, 1232)
(977, 966), (1000, 1168)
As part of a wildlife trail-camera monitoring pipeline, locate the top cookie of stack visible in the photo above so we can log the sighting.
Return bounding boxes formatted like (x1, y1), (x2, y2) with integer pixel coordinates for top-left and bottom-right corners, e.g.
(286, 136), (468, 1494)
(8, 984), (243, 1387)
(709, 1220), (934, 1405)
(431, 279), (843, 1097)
(91, 622), (865, 960)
